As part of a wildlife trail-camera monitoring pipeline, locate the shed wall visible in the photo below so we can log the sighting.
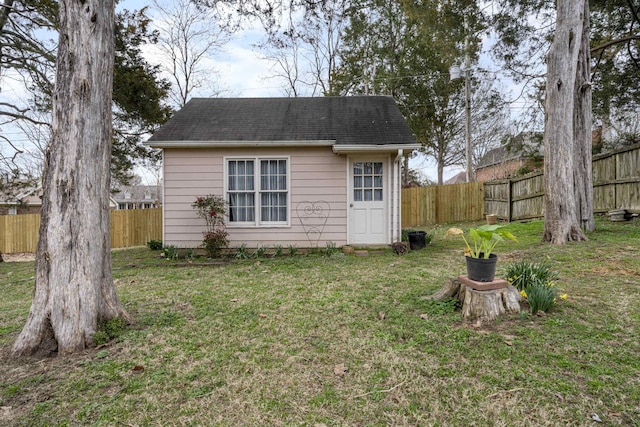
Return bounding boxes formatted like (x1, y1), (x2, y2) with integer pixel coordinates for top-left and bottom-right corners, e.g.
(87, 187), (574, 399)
(163, 147), (348, 248)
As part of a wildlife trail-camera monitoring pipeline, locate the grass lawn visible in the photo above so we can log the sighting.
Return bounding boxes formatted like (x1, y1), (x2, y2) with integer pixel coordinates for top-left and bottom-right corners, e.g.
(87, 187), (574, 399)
(1, 218), (639, 426)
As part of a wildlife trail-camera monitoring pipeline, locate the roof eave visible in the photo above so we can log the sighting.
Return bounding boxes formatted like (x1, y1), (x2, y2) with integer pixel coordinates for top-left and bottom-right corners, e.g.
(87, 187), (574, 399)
(144, 140), (337, 149)
(332, 144), (421, 154)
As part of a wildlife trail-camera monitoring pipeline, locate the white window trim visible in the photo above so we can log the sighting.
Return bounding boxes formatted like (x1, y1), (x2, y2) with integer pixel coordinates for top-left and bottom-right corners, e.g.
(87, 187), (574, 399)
(224, 155), (291, 228)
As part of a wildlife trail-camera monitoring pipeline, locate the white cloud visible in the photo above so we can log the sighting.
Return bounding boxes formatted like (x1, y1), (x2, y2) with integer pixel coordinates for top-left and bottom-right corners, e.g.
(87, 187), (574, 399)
(215, 32), (283, 98)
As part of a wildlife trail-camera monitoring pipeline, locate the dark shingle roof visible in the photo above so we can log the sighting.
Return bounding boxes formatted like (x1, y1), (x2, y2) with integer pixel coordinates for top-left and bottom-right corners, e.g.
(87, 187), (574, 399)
(148, 96), (416, 146)
(477, 146), (521, 168)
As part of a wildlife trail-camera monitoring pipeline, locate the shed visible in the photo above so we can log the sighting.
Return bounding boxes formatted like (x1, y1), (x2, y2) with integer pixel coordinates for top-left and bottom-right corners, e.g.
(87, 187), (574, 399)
(145, 96), (420, 248)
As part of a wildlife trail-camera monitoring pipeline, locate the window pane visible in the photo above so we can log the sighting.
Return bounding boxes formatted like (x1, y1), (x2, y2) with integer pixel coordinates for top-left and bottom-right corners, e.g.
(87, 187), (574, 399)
(353, 162), (363, 175)
(374, 162), (383, 174)
(354, 189), (363, 201)
(354, 176), (362, 189)
(374, 176), (383, 188)
(228, 162), (236, 190)
(374, 189), (383, 201)
(364, 189), (373, 201)
(364, 162), (373, 174)
(238, 161), (245, 175)
(364, 176), (373, 188)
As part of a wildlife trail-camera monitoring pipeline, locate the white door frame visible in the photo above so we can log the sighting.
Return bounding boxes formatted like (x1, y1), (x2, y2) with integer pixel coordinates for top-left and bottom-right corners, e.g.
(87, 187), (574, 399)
(347, 156), (389, 245)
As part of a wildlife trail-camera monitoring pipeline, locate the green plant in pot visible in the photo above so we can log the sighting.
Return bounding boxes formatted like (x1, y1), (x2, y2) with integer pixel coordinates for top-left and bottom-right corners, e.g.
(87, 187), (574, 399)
(445, 224), (518, 281)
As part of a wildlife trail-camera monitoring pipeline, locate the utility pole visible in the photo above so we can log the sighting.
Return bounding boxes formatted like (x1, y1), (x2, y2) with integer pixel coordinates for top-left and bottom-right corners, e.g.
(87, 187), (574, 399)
(464, 19), (473, 183)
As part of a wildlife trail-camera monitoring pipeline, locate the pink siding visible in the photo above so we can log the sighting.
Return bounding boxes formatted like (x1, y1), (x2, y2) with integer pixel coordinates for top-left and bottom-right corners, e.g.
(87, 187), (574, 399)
(163, 147), (348, 248)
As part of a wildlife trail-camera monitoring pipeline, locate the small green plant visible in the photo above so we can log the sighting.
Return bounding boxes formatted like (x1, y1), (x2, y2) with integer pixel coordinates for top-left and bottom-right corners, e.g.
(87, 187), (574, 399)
(147, 239), (163, 250)
(423, 298), (460, 315)
(235, 244), (250, 259)
(445, 224), (517, 258)
(424, 231), (434, 245)
(93, 317), (128, 346)
(524, 282), (557, 314)
(273, 245), (283, 257)
(288, 244), (298, 257)
(255, 245), (268, 258)
(185, 248), (196, 260)
(324, 242), (339, 256)
(504, 260), (559, 291)
(507, 260), (565, 314)
(162, 245), (178, 260)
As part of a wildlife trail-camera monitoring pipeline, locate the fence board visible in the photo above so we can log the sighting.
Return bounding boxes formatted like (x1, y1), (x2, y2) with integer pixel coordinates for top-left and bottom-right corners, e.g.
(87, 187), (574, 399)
(402, 182), (484, 227)
(0, 208), (162, 254)
(0, 214), (40, 253)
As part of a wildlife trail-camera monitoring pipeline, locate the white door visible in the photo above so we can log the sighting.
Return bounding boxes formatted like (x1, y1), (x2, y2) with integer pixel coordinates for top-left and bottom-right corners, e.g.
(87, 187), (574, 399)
(349, 159), (387, 244)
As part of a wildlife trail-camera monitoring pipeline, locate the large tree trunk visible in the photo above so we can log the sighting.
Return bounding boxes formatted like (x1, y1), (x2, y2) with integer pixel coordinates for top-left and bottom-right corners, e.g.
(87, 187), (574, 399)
(574, 0), (595, 232)
(542, 0), (590, 243)
(11, 0), (128, 357)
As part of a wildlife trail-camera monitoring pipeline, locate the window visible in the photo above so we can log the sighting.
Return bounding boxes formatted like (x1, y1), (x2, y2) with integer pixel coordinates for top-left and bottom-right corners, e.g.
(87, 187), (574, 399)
(227, 158), (288, 225)
(8, 206), (17, 215)
(353, 161), (383, 202)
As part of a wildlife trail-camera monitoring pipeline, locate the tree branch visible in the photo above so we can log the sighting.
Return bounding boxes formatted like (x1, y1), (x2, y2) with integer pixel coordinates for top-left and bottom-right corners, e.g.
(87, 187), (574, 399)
(590, 35), (640, 53)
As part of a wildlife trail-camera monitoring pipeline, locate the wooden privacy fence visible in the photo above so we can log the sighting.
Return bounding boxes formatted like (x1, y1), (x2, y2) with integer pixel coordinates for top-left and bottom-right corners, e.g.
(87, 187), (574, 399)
(484, 172), (545, 222)
(592, 144), (640, 213)
(484, 143), (640, 221)
(0, 208), (162, 254)
(402, 182), (484, 227)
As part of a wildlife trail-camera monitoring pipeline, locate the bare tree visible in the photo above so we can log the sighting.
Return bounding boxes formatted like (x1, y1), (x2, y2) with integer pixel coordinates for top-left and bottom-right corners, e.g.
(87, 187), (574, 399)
(152, 0), (229, 107)
(542, 0), (593, 243)
(256, 0), (347, 96)
(11, 0), (129, 357)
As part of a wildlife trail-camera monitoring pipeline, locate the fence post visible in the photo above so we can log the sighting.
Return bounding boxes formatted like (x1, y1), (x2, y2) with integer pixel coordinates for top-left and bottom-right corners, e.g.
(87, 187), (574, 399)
(507, 178), (513, 222)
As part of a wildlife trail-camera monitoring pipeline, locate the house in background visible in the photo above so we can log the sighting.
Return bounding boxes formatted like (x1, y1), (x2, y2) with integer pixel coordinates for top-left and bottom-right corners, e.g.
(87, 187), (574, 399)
(145, 96), (420, 248)
(0, 182), (43, 215)
(475, 146), (529, 181)
(476, 133), (543, 182)
(1, 181), (118, 215)
(444, 171), (467, 185)
(112, 185), (162, 210)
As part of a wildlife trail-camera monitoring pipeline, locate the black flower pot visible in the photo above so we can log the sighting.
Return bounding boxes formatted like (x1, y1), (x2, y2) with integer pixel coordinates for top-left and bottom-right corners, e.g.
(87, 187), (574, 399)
(408, 231), (427, 250)
(465, 253), (497, 282)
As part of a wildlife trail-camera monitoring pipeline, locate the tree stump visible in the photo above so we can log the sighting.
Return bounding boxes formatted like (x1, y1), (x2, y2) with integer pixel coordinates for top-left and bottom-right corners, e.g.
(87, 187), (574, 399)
(427, 277), (522, 323)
